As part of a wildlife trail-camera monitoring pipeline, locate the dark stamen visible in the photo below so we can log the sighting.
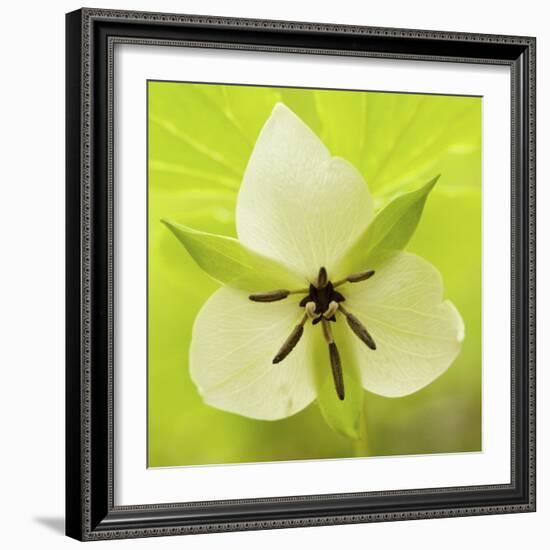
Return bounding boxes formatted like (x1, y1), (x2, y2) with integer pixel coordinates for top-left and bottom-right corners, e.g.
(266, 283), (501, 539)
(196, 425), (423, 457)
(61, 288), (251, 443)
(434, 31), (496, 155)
(252, 265), (375, 392)
(272, 315), (307, 364)
(317, 267), (328, 288)
(333, 269), (375, 288)
(347, 269), (375, 283)
(249, 289), (290, 302)
(250, 287), (309, 302)
(321, 319), (345, 400)
(339, 305), (376, 350)
(329, 343), (345, 400)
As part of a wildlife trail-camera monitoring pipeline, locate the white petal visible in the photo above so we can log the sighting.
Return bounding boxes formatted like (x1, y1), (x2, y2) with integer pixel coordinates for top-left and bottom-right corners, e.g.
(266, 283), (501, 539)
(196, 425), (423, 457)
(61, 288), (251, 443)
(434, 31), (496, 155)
(236, 103), (374, 282)
(342, 252), (464, 397)
(190, 286), (317, 420)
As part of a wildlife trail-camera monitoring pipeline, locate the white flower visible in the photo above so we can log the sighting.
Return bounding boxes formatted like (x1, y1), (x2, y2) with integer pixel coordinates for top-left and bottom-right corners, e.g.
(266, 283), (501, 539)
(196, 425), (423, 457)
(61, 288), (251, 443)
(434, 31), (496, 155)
(164, 103), (464, 431)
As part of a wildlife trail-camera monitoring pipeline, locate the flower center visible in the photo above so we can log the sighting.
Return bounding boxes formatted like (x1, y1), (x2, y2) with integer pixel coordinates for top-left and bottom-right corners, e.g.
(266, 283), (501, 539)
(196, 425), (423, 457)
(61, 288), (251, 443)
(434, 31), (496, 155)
(297, 267), (346, 325)
(249, 266), (376, 401)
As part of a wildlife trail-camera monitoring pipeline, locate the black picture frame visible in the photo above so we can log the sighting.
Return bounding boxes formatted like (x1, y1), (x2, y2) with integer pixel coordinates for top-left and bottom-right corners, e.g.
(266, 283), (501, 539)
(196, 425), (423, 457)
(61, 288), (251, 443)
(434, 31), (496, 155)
(66, 7), (536, 541)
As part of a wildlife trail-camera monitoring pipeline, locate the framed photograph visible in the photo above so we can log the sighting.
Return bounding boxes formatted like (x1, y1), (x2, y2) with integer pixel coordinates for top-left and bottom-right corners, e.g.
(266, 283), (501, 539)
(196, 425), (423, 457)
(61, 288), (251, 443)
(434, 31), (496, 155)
(65, 8), (536, 541)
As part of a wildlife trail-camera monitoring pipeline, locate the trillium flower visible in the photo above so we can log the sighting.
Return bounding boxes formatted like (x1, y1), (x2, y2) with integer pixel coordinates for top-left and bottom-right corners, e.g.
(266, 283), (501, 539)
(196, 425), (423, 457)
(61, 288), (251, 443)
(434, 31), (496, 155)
(164, 103), (464, 439)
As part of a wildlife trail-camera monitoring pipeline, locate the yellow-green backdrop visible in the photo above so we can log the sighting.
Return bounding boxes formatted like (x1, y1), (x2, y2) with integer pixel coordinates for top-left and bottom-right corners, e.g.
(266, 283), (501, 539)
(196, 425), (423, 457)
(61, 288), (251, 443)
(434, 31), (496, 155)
(148, 81), (481, 467)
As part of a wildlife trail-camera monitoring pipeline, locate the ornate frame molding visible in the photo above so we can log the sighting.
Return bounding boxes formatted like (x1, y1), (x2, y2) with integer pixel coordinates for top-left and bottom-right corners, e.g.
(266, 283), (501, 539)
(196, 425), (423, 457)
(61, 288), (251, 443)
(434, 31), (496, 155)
(66, 8), (536, 541)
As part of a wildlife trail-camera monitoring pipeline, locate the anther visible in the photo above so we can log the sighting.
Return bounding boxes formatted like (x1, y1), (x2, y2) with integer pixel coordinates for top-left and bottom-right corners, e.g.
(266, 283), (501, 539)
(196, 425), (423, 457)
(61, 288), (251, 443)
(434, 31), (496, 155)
(333, 269), (375, 288)
(329, 343), (345, 400)
(249, 289), (290, 302)
(249, 286), (309, 302)
(272, 314), (308, 364)
(339, 305), (376, 350)
(317, 266), (328, 288)
(322, 319), (344, 400)
(346, 269), (375, 283)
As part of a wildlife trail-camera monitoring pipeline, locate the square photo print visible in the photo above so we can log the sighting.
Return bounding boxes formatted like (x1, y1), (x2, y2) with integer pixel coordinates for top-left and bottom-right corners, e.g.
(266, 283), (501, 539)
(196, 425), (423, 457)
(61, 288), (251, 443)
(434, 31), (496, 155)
(147, 81), (482, 468)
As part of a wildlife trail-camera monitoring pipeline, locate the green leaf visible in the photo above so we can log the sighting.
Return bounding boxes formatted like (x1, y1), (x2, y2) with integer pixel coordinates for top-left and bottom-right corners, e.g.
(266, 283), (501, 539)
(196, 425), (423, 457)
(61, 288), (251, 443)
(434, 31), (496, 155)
(338, 175), (439, 275)
(148, 82), (251, 180)
(368, 175), (439, 253)
(357, 94), (480, 194)
(162, 220), (303, 291)
(313, 89), (367, 165)
(316, 368), (364, 440)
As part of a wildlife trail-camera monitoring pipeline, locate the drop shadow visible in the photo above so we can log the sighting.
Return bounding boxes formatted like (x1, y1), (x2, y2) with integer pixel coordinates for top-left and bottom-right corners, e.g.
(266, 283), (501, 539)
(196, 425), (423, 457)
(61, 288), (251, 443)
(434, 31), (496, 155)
(34, 516), (65, 535)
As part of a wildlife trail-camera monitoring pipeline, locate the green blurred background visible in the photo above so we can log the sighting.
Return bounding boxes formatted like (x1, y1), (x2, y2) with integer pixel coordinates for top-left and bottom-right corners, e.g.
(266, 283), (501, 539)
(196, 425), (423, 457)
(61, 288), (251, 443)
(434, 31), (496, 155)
(148, 81), (482, 467)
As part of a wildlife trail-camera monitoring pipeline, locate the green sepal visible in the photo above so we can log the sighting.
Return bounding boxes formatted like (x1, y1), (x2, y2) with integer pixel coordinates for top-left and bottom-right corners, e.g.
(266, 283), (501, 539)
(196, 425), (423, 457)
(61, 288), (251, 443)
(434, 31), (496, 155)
(338, 175), (439, 275)
(162, 220), (302, 291)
